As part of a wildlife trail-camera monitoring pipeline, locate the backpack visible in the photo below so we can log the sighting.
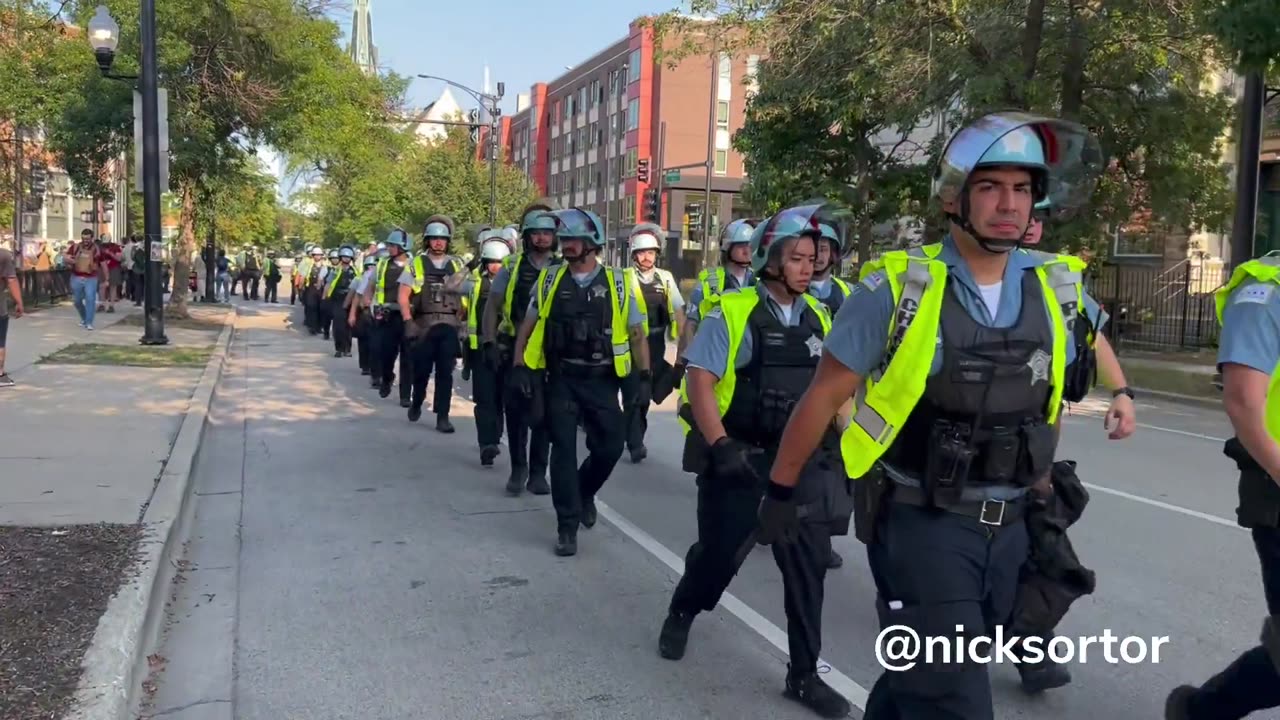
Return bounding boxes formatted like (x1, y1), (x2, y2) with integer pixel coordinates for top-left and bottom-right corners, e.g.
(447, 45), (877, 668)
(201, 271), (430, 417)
(217, 256), (230, 273)
(73, 246), (96, 274)
(245, 253), (260, 271)
(133, 246), (147, 269)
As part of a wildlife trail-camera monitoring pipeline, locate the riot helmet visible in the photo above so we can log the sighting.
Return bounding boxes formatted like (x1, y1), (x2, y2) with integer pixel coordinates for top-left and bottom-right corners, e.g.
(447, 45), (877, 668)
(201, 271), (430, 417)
(338, 246), (356, 260)
(422, 215), (454, 254)
(933, 111), (1102, 254)
(499, 225), (520, 252)
(518, 202), (559, 253)
(327, 249), (340, 262)
(628, 222), (663, 271)
(479, 238), (512, 264)
(363, 254), (378, 268)
(383, 229), (409, 255)
(311, 246), (325, 257)
(718, 218), (757, 269)
(748, 203), (845, 297)
(548, 208), (604, 263)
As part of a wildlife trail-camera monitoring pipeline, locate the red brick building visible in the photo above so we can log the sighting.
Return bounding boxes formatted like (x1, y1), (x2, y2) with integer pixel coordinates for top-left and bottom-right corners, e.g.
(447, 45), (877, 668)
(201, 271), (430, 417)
(480, 20), (763, 267)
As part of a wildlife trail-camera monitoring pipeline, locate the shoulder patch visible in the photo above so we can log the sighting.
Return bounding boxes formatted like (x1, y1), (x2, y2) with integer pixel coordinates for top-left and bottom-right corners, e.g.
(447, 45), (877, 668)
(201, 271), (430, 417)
(1235, 283), (1276, 306)
(705, 306), (723, 320)
(860, 271), (886, 291)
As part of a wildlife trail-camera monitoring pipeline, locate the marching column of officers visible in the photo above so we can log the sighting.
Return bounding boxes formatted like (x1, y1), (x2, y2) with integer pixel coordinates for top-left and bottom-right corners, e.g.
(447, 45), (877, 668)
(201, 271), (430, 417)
(286, 109), (1280, 720)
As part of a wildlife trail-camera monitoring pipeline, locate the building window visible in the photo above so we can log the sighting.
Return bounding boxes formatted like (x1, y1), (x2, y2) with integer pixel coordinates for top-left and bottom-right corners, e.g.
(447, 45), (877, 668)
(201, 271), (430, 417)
(596, 79), (604, 104)
(628, 49), (642, 83)
(625, 147), (638, 177)
(716, 101), (729, 126)
(563, 97), (572, 120)
(746, 54), (760, 96)
(568, 133), (576, 154)
(589, 121), (599, 148)
(717, 52), (732, 99)
(578, 86), (587, 114)
(624, 194), (636, 221)
(627, 99), (639, 131)
(715, 149), (728, 175)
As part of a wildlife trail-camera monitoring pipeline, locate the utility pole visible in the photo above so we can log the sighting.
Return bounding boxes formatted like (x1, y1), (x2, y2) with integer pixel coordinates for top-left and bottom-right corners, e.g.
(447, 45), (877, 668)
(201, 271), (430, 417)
(488, 101), (500, 224)
(701, 42), (718, 271)
(1231, 71), (1267, 268)
(140, 0), (167, 344)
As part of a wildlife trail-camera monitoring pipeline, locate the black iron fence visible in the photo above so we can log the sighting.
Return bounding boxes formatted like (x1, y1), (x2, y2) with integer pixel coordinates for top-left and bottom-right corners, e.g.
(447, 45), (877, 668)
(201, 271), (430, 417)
(1085, 259), (1228, 353)
(8, 268), (72, 312)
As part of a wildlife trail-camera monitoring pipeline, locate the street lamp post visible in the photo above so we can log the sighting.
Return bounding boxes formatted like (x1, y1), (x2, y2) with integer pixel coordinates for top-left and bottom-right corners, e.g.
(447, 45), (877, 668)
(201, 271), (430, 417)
(88, 4), (167, 344)
(417, 75), (504, 224)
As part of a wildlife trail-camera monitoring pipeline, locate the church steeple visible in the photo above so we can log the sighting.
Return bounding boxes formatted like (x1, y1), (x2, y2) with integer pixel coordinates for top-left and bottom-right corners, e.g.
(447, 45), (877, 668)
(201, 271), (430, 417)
(348, 0), (377, 75)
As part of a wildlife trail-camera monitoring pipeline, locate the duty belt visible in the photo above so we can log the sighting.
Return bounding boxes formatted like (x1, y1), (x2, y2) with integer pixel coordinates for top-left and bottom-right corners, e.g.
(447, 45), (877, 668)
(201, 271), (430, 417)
(888, 483), (1026, 526)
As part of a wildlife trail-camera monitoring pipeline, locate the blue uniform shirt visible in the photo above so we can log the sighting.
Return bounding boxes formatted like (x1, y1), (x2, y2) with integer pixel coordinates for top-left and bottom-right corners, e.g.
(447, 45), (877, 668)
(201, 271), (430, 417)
(525, 264), (646, 328)
(685, 267), (754, 324)
(685, 285), (820, 379)
(1218, 278), (1280, 375)
(825, 237), (1107, 500)
(808, 276), (840, 302)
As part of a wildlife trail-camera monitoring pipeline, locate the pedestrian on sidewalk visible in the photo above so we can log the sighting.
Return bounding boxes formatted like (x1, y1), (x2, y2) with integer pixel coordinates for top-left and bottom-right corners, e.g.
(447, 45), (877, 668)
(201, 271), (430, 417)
(215, 250), (232, 302)
(99, 235), (124, 314)
(129, 237), (146, 305)
(64, 229), (103, 330)
(0, 244), (23, 387)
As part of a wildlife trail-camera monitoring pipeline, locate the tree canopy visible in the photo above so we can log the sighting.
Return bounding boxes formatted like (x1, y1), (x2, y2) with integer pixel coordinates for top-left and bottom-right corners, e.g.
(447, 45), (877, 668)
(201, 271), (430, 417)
(649, 0), (1276, 257)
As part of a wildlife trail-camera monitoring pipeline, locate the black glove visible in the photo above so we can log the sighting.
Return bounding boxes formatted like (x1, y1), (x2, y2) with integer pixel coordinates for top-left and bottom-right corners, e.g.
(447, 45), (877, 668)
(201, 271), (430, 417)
(466, 255), (482, 272)
(509, 364), (534, 399)
(633, 370), (653, 409)
(671, 361), (686, 386)
(756, 482), (800, 545)
(709, 437), (759, 485)
(483, 341), (502, 371)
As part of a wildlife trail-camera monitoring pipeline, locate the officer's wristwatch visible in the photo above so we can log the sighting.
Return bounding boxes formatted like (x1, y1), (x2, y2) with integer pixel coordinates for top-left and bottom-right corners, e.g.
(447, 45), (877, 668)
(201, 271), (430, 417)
(1112, 386), (1135, 400)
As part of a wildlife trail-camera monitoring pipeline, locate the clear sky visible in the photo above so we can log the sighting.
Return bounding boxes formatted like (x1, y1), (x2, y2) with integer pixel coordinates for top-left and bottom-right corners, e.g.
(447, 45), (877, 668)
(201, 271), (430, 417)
(338, 0), (685, 115)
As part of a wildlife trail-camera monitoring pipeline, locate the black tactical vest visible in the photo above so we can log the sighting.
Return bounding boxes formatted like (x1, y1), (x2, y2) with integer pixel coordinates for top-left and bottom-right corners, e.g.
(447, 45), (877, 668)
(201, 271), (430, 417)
(474, 273), (493, 324)
(411, 256), (461, 323)
(638, 272), (670, 332)
(722, 299), (827, 448)
(331, 266), (355, 296)
(510, 255), (545, 327)
(817, 279), (846, 316)
(545, 268), (615, 368)
(883, 268), (1054, 477)
(379, 259), (406, 304)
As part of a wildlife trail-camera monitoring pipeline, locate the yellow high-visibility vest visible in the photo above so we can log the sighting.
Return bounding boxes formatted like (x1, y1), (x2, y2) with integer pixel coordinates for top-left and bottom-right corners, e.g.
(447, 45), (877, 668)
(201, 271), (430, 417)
(522, 264), (632, 377)
(1216, 257), (1280, 444)
(626, 267), (679, 342)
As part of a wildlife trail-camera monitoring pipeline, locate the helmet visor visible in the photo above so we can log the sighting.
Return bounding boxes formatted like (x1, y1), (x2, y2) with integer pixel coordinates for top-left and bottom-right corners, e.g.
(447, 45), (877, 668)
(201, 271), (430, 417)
(550, 209), (600, 241)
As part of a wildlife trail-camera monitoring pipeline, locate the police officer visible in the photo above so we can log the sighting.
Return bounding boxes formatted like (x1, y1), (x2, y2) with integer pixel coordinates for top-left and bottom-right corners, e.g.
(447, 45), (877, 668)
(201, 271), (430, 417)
(347, 252), (380, 375)
(807, 223), (853, 316)
(622, 223), (685, 463)
(242, 245), (262, 300)
(398, 216), (465, 431)
(759, 112), (1118, 719)
(680, 219), (757, 360)
(301, 246), (325, 332)
(363, 230), (413, 406)
(512, 207), (648, 556)
(316, 249), (341, 340)
(263, 250), (282, 303)
(325, 246), (358, 357)
(1165, 256), (1280, 719)
(466, 232), (513, 466)
(657, 204), (853, 719)
(482, 204), (559, 496)
(292, 246), (313, 306)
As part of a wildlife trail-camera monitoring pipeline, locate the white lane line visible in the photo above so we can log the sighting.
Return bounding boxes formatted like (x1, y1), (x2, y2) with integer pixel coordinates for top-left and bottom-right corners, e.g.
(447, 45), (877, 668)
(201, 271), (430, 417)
(595, 499), (871, 711)
(1081, 482), (1244, 531)
(1062, 415), (1228, 443)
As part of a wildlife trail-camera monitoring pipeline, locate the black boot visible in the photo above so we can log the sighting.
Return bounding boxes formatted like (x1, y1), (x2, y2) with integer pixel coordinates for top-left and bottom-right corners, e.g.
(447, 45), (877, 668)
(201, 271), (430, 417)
(580, 498), (597, 529)
(379, 380), (391, 398)
(1018, 659), (1072, 694)
(555, 530), (577, 557)
(480, 445), (500, 467)
(658, 610), (694, 660)
(526, 471), (550, 495)
(1164, 685), (1198, 720)
(407, 405), (422, 422)
(828, 549), (844, 569)
(506, 466), (528, 496)
(784, 667), (852, 719)
(630, 446), (647, 463)
(436, 415), (455, 434)
(400, 397), (412, 408)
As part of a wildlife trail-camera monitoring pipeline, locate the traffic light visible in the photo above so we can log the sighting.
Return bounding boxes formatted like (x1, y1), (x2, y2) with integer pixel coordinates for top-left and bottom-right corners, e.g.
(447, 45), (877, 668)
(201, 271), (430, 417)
(644, 188), (660, 222)
(29, 163), (47, 197)
(637, 158), (649, 183)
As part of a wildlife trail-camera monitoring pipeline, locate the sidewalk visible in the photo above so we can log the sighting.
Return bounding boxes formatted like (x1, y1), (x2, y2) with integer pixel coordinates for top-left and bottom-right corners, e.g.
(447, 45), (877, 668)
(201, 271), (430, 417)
(0, 303), (233, 720)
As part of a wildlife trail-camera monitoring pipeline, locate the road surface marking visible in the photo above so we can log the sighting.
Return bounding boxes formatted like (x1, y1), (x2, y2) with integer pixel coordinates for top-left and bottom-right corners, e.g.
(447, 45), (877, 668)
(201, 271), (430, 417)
(1063, 414), (1228, 443)
(595, 500), (871, 711)
(1081, 482), (1243, 531)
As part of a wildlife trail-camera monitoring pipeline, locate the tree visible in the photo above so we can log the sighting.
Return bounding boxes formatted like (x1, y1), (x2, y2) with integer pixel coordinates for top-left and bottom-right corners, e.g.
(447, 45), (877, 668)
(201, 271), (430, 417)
(195, 152), (280, 252)
(650, 0), (1239, 256)
(54, 0), (392, 316)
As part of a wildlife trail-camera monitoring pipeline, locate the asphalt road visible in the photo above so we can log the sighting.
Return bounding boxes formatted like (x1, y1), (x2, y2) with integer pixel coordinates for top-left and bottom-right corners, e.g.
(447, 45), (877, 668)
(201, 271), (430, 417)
(146, 300), (1262, 720)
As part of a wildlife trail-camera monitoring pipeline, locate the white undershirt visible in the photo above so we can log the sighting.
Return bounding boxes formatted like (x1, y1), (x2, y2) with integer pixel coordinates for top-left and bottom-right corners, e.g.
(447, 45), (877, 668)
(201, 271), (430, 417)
(978, 281), (1002, 321)
(774, 299), (793, 325)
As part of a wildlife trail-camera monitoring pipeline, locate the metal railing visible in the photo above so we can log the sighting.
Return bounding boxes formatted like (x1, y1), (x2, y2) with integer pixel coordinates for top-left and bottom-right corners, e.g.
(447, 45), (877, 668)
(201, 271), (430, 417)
(9, 268), (72, 312)
(1085, 258), (1228, 352)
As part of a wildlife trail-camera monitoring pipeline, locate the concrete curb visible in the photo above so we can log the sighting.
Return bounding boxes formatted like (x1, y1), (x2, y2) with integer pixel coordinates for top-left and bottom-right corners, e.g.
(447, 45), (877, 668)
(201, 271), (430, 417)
(66, 308), (237, 720)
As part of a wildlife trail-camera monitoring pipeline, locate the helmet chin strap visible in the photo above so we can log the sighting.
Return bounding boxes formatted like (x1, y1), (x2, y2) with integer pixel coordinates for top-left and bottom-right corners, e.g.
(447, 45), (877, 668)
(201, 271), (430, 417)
(762, 266), (806, 298)
(946, 211), (1022, 255)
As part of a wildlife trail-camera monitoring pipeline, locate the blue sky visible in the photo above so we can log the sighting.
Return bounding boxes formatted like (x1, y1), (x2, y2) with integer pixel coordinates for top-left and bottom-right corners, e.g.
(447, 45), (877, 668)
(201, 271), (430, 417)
(336, 0), (685, 115)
